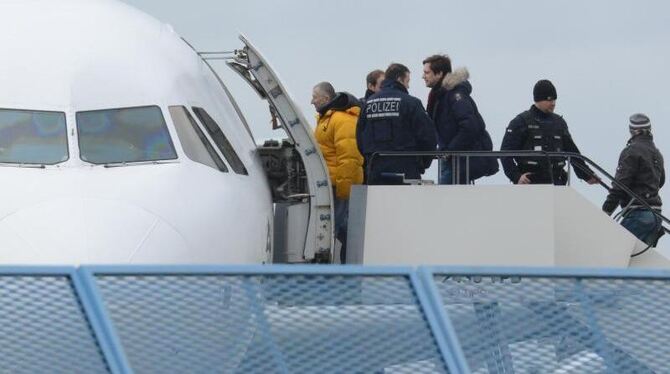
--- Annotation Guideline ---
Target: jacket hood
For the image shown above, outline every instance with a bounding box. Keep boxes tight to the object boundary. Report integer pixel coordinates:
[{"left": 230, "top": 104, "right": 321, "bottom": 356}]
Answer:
[
  {"left": 318, "top": 92, "right": 361, "bottom": 116},
  {"left": 442, "top": 67, "right": 471, "bottom": 91}
]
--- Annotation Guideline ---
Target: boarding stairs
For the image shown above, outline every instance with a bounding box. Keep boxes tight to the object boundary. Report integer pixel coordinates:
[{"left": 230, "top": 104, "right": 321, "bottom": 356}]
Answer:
[{"left": 347, "top": 151, "right": 670, "bottom": 269}]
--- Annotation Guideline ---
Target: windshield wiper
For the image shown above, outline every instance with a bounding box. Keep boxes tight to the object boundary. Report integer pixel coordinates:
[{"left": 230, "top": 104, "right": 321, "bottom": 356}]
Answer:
[
  {"left": 101, "top": 159, "right": 180, "bottom": 168},
  {"left": 0, "top": 162, "right": 46, "bottom": 169}
]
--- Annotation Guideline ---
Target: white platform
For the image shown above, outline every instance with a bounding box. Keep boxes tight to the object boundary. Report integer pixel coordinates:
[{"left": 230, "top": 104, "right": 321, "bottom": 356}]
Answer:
[{"left": 348, "top": 185, "right": 660, "bottom": 268}]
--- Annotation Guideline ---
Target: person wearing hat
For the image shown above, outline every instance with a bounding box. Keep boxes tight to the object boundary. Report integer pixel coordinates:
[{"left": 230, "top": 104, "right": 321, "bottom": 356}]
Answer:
[
  {"left": 500, "top": 79, "right": 599, "bottom": 185},
  {"left": 602, "top": 113, "right": 665, "bottom": 245}
]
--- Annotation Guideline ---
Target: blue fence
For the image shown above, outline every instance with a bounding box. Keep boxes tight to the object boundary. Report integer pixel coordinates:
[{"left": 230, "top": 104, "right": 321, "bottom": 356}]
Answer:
[{"left": 1, "top": 265, "right": 669, "bottom": 373}]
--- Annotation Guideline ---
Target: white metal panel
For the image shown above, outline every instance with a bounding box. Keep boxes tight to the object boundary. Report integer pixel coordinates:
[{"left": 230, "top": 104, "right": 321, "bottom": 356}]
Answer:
[
  {"left": 351, "top": 185, "right": 554, "bottom": 266},
  {"left": 629, "top": 249, "right": 670, "bottom": 268},
  {"left": 350, "top": 185, "right": 650, "bottom": 268},
  {"left": 553, "top": 187, "right": 636, "bottom": 266}
]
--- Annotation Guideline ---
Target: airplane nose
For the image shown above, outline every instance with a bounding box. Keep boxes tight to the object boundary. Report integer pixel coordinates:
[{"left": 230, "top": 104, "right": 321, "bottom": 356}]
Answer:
[{"left": 0, "top": 197, "right": 189, "bottom": 264}]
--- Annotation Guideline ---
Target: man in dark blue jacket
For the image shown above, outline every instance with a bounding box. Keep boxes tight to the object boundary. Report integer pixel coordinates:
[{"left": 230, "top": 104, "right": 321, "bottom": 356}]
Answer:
[
  {"left": 501, "top": 80, "right": 598, "bottom": 185},
  {"left": 356, "top": 63, "right": 437, "bottom": 184},
  {"left": 422, "top": 55, "right": 497, "bottom": 184}
]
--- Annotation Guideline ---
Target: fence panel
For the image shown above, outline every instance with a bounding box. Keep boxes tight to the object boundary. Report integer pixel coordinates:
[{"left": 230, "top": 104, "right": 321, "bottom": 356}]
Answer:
[
  {"left": 6, "top": 265, "right": 670, "bottom": 373},
  {"left": 0, "top": 268, "right": 113, "bottom": 374},
  {"left": 84, "top": 265, "right": 454, "bottom": 374},
  {"left": 423, "top": 267, "right": 670, "bottom": 373}
]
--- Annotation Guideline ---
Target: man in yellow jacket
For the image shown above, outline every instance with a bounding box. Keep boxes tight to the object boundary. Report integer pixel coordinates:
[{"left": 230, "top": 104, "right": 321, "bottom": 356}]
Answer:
[{"left": 311, "top": 82, "right": 364, "bottom": 263}]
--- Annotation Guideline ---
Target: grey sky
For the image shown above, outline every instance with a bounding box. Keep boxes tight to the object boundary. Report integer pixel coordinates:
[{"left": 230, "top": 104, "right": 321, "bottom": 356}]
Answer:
[{"left": 125, "top": 0, "right": 670, "bottom": 250}]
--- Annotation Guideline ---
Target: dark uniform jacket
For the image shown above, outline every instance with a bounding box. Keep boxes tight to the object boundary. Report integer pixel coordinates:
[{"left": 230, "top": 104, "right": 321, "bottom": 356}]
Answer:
[
  {"left": 356, "top": 79, "right": 437, "bottom": 184},
  {"left": 359, "top": 89, "right": 375, "bottom": 107},
  {"left": 501, "top": 105, "right": 594, "bottom": 185},
  {"left": 427, "top": 67, "right": 498, "bottom": 182},
  {"left": 603, "top": 133, "right": 665, "bottom": 213}
]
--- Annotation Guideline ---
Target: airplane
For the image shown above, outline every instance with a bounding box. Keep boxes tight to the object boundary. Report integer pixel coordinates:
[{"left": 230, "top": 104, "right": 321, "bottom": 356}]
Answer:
[
  {"left": 0, "top": 0, "right": 333, "bottom": 265},
  {"left": 1, "top": 0, "right": 667, "bottom": 270},
  {"left": 2, "top": 3, "right": 670, "bottom": 372}
]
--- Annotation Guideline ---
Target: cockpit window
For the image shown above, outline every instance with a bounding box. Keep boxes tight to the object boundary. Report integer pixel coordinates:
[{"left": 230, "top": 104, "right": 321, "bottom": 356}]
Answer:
[
  {"left": 0, "top": 108, "right": 68, "bottom": 165},
  {"left": 76, "top": 106, "right": 177, "bottom": 164},
  {"left": 192, "top": 107, "right": 248, "bottom": 175},
  {"left": 169, "top": 106, "right": 228, "bottom": 172}
]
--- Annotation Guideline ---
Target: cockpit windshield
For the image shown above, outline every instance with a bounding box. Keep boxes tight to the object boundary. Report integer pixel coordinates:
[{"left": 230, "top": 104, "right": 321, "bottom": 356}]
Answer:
[
  {"left": 0, "top": 108, "right": 68, "bottom": 165},
  {"left": 77, "top": 106, "right": 177, "bottom": 164}
]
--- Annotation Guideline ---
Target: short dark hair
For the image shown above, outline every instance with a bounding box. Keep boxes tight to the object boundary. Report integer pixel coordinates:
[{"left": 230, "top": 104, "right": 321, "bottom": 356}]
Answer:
[
  {"left": 384, "top": 63, "right": 410, "bottom": 82},
  {"left": 365, "top": 69, "right": 384, "bottom": 86},
  {"left": 422, "top": 55, "right": 452, "bottom": 75}
]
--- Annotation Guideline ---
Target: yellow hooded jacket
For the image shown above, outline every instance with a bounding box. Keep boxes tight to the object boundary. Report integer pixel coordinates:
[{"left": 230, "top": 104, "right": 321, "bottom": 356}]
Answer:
[{"left": 314, "top": 95, "right": 364, "bottom": 200}]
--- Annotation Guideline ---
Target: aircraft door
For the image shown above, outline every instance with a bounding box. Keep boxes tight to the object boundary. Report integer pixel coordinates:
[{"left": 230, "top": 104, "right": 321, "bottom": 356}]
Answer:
[{"left": 222, "top": 35, "right": 334, "bottom": 263}]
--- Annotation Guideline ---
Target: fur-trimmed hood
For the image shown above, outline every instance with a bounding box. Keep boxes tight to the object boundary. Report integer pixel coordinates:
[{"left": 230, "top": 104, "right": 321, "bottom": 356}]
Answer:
[{"left": 442, "top": 67, "right": 470, "bottom": 91}]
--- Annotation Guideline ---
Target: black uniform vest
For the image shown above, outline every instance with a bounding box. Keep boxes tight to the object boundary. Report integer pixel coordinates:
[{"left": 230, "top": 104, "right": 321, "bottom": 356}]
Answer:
[{"left": 518, "top": 110, "right": 567, "bottom": 171}]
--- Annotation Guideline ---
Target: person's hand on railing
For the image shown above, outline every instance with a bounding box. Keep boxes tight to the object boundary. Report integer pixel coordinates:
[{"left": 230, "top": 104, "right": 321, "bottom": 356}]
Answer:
[
  {"left": 586, "top": 176, "right": 601, "bottom": 185},
  {"left": 602, "top": 199, "right": 617, "bottom": 216},
  {"left": 518, "top": 172, "right": 532, "bottom": 184}
]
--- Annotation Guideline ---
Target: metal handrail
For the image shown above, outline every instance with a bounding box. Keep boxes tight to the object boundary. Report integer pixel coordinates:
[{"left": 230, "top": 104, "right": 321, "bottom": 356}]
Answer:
[{"left": 368, "top": 150, "right": 670, "bottom": 227}]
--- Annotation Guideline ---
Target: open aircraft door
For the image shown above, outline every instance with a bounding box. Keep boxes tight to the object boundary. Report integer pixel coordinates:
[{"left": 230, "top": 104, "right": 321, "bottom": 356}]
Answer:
[{"left": 221, "top": 35, "right": 333, "bottom": 263}]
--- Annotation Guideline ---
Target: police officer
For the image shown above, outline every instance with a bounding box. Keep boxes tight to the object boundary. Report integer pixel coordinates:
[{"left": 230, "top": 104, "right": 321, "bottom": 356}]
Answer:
[
  {"left": 356, "top": 63, "right": 437, "bottom": 184},
  {"left": 602, "top": 113, "right": 665, "bottom": 246},
  {"left": 360, "top": 69, "right": 384, "bottom": 104},
  {"left": 501, "top": 79, "right": 599, "bottom": 185}
]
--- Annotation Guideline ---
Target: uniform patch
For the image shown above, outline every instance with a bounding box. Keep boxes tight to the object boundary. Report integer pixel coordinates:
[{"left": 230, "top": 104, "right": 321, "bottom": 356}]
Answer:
[{"left": 365, "top": 97, "right": 401, "bottom": 119}]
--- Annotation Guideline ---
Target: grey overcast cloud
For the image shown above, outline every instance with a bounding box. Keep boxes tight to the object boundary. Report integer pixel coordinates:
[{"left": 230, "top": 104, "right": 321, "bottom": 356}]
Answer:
[{"left": 124, "top": 0, "right": 670, "bottom": 250}]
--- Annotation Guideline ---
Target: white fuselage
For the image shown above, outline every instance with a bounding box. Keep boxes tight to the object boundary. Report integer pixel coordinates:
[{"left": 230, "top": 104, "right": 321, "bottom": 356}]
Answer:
[{"left": 0, "top": 0, "right": 273, "bottom": 264}]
